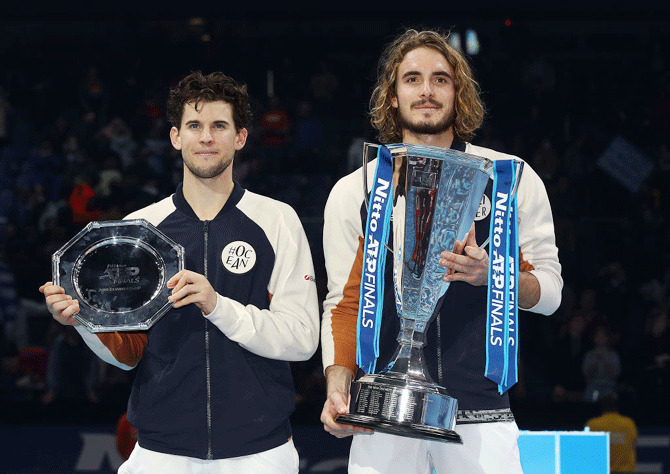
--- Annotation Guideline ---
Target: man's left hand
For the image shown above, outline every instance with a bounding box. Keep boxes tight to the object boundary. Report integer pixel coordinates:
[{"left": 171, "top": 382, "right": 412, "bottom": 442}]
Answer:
[
  {"left": 439, "top": 224, "right": 488, "bottom": 286},
  {"left": 167, "top": 270, "right": 218, "bottom": 315}
]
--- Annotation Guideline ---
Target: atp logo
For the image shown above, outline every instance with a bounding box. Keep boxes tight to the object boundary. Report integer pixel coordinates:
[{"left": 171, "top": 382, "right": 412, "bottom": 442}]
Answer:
[
  {"left": 99, "top": 264, "right": 140, "bottom": 284},
  {"left": 222, "top": 241, "right": 257, "bottom": 274}
]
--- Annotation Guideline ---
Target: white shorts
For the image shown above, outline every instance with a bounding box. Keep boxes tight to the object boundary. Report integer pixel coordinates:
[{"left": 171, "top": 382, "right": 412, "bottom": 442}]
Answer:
[
  {"left": 349, "top": 421, "right": 522, "bottom": 474},
  {"left": 118, "top": 439, "right": 299, "bottom": 474}
]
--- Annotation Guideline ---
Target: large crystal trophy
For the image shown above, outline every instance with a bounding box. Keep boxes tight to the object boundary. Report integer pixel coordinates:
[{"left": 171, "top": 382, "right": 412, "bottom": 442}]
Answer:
[
  {"left": 336, "top": 143, "right": 498, "bottom": 443},
  {"left": 52, "top": 219, "right": 184, "bottom": 332}
]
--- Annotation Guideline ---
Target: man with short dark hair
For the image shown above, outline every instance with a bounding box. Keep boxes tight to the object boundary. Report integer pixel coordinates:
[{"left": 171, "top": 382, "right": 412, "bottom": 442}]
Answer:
[{"left": 41, "top": 71, "right": 319, "bottom": 473}]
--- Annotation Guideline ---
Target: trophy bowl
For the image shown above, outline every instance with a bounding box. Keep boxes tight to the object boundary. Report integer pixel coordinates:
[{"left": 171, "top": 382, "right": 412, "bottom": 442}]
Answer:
[{"left": 52, "top": 219, "right": 184, "bottom": 332}]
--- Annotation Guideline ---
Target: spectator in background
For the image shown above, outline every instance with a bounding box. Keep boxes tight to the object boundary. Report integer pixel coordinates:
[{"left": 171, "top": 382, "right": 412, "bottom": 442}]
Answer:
[
  {"left": 10, "top": 346, "right": 49, "bottom": 391},
  {"left": 596, "top": 261, "right": 635, "bottom": 352},
  {"left": 12, "top": 182, "right": 46, "bottom": 229},
  {"left": 553, "top": 313, "right": 589, "bottom": 403},
  {"left": 650, "top": 75, "right": 670, "bottom": 136},
  {"left": 259, "top": 95, "right": 291, "bottom": 174},
  {"left": 0, "top": 85, "right": 9, "bottom": 148},
  {"left": 292, "top": 100, "right": 325, "bottom": 173},
  {"left": 98, "top": 117, "right": 138, "bottom": 170},
  {"left": 642, "top": 305, "right": 670, "bottom": 405},
  {"left": 60, "top": 139, "right": 101, "bottom": 199},
  {"left": 0, "top": 246, "right": 19, "bottom": 357},
  {"left": 61, "top": 135, "right": 83, "bottom": 166},
  {"left": 1, "top": 286, "right": 49, "bottom": 392},
  {"left": 43, "top": 114, "right": 72, "bottom": 158},
  {"left": 585, "top": 392, "right": 637, "bottom": 474},
  {"left": 521, "top": 45, "right": 556, "bottom": 101},
  {"left": 260, "top": 95, "right": 291, "bottom": 148},
  {"left": 645, "top": 306, "right": 670, "bottom": 367},
  {"left": 575, "top": 288, "right": 606, "bottom": 341},
  {"left": 5, "top": 215, "right": 47, "bottom": 301},
  {"left": 0, "top": 132, "right": 30, "bottom": 193},
  {"left": 529, "top": 135, "right": 560, "bottom": 182},
  {"left": 582, "top": 325, "right": 621, "bottom": 403},
  {"left": 68, "top": 174, "right": 103, "bottom": 227},
  {"left": 139, "top": 119, "right": 171, "bottom": 179},
  {"left": 272, "top": 56, "right": 300, "bottom": 105},
  {"left": 345, "top": 118, "right": 373, "bottom": 175},
  {"left": 95, "top": 155, "right": 123, "bottom": 201},
  {"left": 644, "top": 141, "right": 670, "bottom": 249},
  {"left": 41, "top": 325, "right": 99, "bottom": 406},
  {"left": 37, "top": 183, "right": 71, "bottom": 238},
  {"left": 232, "top": 151, "right": 261, "bottom": 189},
  {"left": 309, "top": 60, "right": 340, "bottom": 115},
  {"left": 79, "top": 66, "right": 110, "bottom": 131}
]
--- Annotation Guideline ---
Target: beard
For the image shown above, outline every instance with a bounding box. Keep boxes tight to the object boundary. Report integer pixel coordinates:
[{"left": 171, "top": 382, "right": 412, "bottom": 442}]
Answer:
[
  {"left": 397, "top": 99, "right": 456, "bottom": 136},
  {"left": 183, "top": 154, "right": 233, "bottom": 179}
]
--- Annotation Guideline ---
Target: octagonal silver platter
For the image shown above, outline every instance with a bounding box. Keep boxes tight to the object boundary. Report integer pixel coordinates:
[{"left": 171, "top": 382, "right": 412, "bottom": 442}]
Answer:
[{"left": 52, "top": 219, "right": 184, "bottom": 332}]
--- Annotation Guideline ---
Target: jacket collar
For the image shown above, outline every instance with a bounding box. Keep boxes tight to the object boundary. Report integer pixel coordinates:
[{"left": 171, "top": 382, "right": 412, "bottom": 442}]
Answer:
[
  {"left": 172, "top": 181, "right": 245, "bottom": 221},
  {"left": 451, "top": 139, "right": 466, "bottom": 152}
]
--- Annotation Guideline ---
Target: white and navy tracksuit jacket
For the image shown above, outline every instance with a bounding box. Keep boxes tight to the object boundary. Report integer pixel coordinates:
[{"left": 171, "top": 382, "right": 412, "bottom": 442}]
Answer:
[
  {"left": 76, "top": 182, "right": 319, "bottom": 459},
  {"left": 321, "top": 141, "right": 563, "bottom": 420}
]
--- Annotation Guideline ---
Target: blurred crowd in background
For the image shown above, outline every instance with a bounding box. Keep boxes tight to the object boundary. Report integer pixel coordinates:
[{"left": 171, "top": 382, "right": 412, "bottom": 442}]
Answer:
[{"left": 0, "top": 11, "right": 669, "bottom": 431}]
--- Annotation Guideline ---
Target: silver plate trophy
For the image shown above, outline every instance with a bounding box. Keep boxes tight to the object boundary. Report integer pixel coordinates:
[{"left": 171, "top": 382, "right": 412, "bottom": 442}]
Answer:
[
  {"left": 336, "top": 143, "right": 506, "bottom": 443},
  {"left": 52, "top": 219, "right": 185, "bottom": 332}
]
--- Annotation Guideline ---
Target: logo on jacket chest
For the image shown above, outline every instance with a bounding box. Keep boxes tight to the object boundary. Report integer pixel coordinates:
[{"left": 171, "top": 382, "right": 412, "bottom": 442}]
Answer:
[
  {"left": 221, "top": 241, "right": 257, "bottom": 274},
  {"left": 474, "top": 194, "right": 491, "bottom": 221}
]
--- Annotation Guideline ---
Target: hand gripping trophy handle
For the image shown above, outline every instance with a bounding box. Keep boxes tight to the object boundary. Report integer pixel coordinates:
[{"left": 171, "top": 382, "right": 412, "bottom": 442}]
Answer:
[{"left": 338, "top": 142, "right": 508, "bottom": 442}]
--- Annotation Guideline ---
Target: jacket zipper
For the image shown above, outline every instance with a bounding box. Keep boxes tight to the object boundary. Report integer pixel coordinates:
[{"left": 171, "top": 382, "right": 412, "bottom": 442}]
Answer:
[{"left": 204, "top": 220, "right": 213, "bottom": 460}]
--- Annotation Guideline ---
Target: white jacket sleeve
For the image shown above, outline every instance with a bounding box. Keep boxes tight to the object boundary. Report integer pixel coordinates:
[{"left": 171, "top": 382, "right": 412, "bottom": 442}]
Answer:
[
  {"left": 467, "top": 144, "right": 563, "bottom": 315},
  {"left": 204, "top": 197, "right": 320, "bottom": 362},
  {"left": 320, "top": 165, "right": 369, "bottom": 373},
  {"left": 516, "top": 162, "right": 563, "bottom": 315}
]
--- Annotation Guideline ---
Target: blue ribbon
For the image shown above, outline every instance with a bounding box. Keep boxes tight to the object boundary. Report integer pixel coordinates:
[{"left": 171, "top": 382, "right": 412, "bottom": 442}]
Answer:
[
  {"left": 506, "top": 189, "right": 519, "bottom": 391},
  {"left": 485, "top": 159, "right": 519, "bottom": 394},
  {"left": 356, "top": 146, "right": 394, "bottom": 374}
]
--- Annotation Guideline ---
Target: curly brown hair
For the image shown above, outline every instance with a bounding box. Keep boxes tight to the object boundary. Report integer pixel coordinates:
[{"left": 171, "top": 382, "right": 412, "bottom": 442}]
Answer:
[
  {"left": 370, "top": 29, "right": 485, "bottom": 144},
  {"left": 166, "top": 71, "right": 252, "bottom": 132}
]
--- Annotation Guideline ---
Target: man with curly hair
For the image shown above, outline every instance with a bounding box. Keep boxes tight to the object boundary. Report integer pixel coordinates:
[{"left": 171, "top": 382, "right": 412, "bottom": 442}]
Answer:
[
  {"left": 320, "top": 29, "right": 562, "bottom": 473},
  {"left": 41, "top": 71, "right": 319, "bottom": 473}
]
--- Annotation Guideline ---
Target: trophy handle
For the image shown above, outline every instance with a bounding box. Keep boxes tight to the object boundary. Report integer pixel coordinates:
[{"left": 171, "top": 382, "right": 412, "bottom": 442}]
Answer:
[
  {"left": 511, "top": 160, "right": 524, "bottom": 198},
  {"left": 362, "top": 142, "right": 379, "bottom": 211},
  {"left": 478, "top": 159, "right": 524, "bottom": 250},
  {"left": 362, "top": 143, "right": 407, "bottom": 255}
]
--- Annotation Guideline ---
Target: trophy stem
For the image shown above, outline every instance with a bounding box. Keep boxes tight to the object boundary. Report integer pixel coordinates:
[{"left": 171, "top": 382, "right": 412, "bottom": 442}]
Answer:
[{"left": 382, "top": 319, "right": 434, "bottom": 384}]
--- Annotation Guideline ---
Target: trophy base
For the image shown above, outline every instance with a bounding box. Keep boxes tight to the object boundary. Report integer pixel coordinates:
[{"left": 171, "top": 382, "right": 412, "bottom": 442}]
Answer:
[
  {"left": 336, "top": 413, "right": 462, "bottom": 443},
  {"left": 338, "top": 372, "right": 462, "bottom": 444}
]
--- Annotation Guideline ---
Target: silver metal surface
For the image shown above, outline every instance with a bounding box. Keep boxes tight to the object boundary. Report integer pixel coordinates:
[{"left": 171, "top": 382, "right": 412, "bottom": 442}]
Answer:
[
  {"left": 338, "top": 371, "right": 460, "bottom": 441},
  {"left": 52, "top": 219, "right": 184, "bottom": 332}
]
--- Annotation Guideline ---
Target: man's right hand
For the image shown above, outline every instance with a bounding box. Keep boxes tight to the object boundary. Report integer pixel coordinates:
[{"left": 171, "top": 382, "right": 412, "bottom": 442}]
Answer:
[
  {"left": 39, "top": 282, "right": 80, "bottom": 326},
  {"left": 320, "top": 365, "right": 373, "bottom": 438}
]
